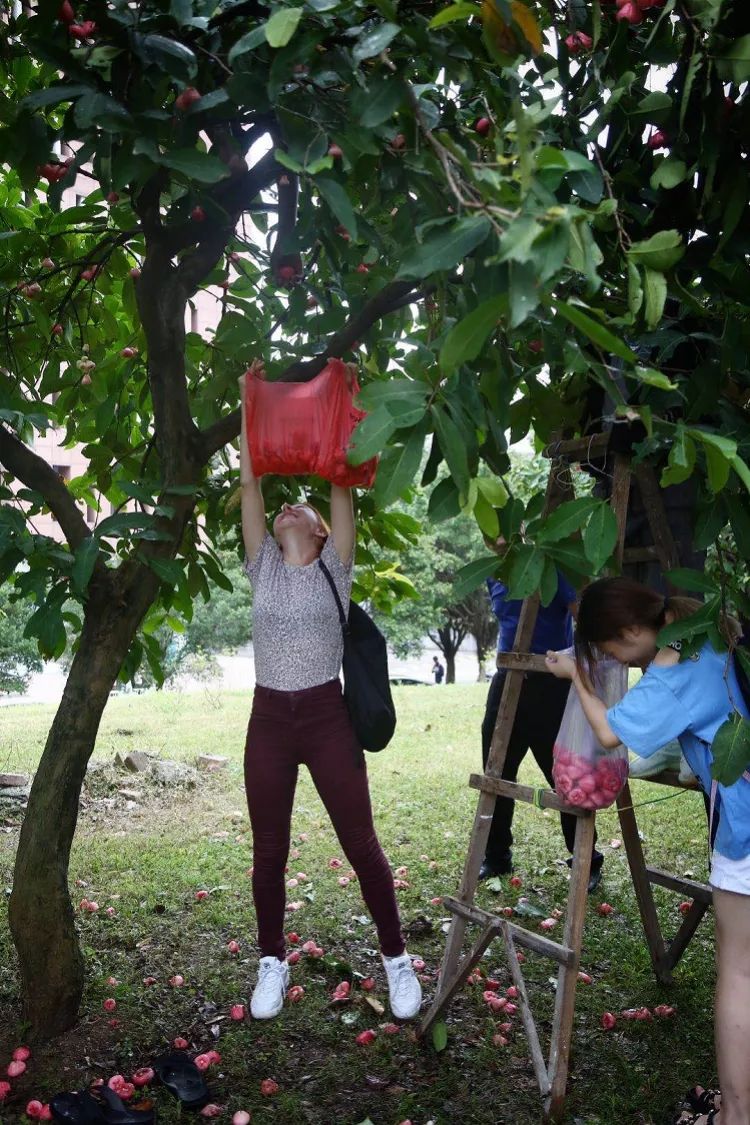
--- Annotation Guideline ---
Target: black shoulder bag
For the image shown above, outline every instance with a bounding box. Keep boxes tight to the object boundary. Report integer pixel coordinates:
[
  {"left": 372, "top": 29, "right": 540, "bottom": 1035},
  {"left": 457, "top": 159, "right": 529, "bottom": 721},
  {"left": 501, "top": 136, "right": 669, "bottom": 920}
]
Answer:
[{"left": 318, "top": 558, "right": 396, "bottom": 752}]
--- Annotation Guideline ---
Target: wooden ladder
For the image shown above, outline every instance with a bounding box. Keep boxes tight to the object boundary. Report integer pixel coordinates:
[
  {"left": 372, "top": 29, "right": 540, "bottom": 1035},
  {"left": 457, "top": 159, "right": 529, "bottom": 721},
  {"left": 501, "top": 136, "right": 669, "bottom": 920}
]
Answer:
[{"left": 419, "top": 433, "right": 713, "bottom": 1121}]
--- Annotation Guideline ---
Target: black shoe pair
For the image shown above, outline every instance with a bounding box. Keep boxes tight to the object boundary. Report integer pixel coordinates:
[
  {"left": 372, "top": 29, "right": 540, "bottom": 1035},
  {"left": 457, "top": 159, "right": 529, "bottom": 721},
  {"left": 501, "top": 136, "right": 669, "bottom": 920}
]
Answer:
[
  {"left": 566, "top": 853, "right": 605, "bottom": 895},
  {"left": 51, "top": 1051, "right": 211, "bottom": 1123}
]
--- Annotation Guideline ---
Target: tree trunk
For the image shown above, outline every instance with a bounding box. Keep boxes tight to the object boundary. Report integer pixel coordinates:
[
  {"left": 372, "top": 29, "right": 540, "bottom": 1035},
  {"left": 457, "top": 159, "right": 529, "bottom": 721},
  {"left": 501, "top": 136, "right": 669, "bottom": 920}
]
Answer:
[
  {"left": 8, "top": 578, "right": 156, "bottom": 1037},
  {"left": 445, "top": 650, "right": 456, "bottom": 684}
]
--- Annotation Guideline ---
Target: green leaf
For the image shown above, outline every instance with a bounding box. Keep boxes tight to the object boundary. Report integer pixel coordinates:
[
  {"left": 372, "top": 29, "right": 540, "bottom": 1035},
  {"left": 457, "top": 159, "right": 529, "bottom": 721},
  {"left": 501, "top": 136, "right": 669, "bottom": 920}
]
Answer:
[
  {"left": 145, "top": 557, "right": 184, "bottom": 586},
  {"left": 656, "top": 596, "right": 720, "bottom": 648},
  {"left": 453, "top": 554, "right": 500, "bottom": 600},
  {"left": 508, "top": 262, "right": 538, "bottom": 328},
  {"left": 348, "top": 405, "right": 396, "bottom": 465},
  {"left": 316, "top": 177, "right": 358, "bottom": 239},
  {"left": 358, "top": 78, "right": 406, "bottom": 127},
  {"left": 704, "top": 444, "right": 731, "bottom": 493},
  {"left": 650, "top": 158, "right": 688, "bottom": 191},
  {"left": 372, "top": 428, "right": 425, "bottom": 507},
  {"left": 664, "top": 568, "right": 718, "bottom": 595},
  {"left": 716, "top": 33, "right": 750, "bottom": 84},
  {"left": 227, "top": 26, "right": 267, "bottom": 65},
  {"left": 70, "top": 537, "right": 100, "bottom": 594},
  {"left": 548, "top": 298, "right": 638, "bottom": 364},
  {"left": 264, "top": 7, "right": 304, "bottom": 48},
  {"left": 634, "top": 365, "right": 677, "bottom": 391},
  {"left": 582, "top": 504, "right": 618, "bottom": 571},
  {"left": 643, "top": 268, "right": 667, "bottom": 330},
  {"left": 431, "top": 405, "right": 470, "bottom": 497},
  {"left": 439, "top": 298, "right": 504, "bottom": 372},
  {"left": 477, "top": 476, "right": 509, "bottom": 508},
  {"left": 132, "top": 33, "right": 198, "bottom": 80},
  {"left": 432, "top": 1020, "right": 449, "bottom": 1053},
  {"left": 352, "top": 21, "right": 401, "bottom": 62},
  {"left": 627, "top": 260, "right": 643, "bottom": 318},
  {"left": 20, "top": 84, "right": 92, "bottom": 110},
  {"left": 711, "top": 712, "right": 750, "bottom": 786},
  {"left": 397, "top": 218, "right": 492, "bottom": 280},
  {"left": 428, "top": 476, "right": 462, "bottom": 523},
  {"left": 159, "top": 149, "right": 230, "bottom": 183},
  {"left": 627, "top": 229, "right": 685, "bottom": 271},
  {"left": 507, "top": 545, "right": 544, "bottom": 600},
  {"left": 731, "top": 455, "right": 750, "bottom": 495},
  {"left": 537, "top": 497, "right": 598, "bottom": 543},
  {"left": 429, "top": 3, "right": 477, "bottom": 27},
  {"left": 94, "top": 513, "right": 161, "bottom": 540},
  {"left": 474, "top": 490, "right": 499, "bottom": 539},
  {"left": 540, "top": 555, "right": 561, "bottom": 607}
]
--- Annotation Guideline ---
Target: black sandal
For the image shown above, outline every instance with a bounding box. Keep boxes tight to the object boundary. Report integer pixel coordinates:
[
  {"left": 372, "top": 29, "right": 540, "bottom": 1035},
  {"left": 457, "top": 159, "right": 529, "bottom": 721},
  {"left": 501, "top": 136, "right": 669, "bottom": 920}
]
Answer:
[
  {"left": 50, "top": 1090, "right": 155, "bottom": 1125},
  {"left": 687, "top": 1088, "right": 721, "bottom": 1116},
  {"left": 152, "top": 1051, "right": 210, "bottom": 1111}
]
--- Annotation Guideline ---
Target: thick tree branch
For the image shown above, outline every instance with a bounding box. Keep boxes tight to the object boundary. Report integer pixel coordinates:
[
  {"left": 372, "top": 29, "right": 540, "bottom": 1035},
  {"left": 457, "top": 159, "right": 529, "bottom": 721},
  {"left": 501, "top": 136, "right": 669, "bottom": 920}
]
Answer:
[{"left": 0, "top": 425, "right": 91, "bottom": 550}]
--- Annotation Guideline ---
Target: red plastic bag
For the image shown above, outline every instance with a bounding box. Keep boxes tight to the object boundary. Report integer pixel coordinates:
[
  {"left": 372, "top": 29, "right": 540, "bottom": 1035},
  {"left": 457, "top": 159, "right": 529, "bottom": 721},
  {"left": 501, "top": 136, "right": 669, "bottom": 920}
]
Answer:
[
  {"left": 244, "top": 358, "right": 378, "bottom": 487},
  {"left": 552, "top": 653, "right": 629, "bottom": 810}
]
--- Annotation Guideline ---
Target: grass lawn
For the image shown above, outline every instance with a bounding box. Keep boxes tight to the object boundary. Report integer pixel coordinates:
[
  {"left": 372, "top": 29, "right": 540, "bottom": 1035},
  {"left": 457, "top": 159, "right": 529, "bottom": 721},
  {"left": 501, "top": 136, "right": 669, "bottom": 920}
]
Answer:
[{"left": 0, "top": 685, "right": 714, "bottom": 1124}]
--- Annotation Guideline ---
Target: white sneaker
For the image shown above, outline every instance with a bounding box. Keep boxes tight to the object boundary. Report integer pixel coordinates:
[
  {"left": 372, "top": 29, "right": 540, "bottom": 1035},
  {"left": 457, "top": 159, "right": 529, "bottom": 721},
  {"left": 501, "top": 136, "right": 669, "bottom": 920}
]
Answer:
[
  {"left": 250, "top": 956, "right": 289, "bottom": 1020},
  {"left": 382, "top": 952, "right": 422, "bottom": 1021}
]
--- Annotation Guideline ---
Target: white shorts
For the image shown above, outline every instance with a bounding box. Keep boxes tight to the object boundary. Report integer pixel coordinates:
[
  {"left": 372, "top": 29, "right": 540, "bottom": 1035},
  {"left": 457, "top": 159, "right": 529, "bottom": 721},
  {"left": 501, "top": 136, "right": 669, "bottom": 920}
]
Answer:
[{"left": 710, "top": 850, "right": 750, "bottom": 896}]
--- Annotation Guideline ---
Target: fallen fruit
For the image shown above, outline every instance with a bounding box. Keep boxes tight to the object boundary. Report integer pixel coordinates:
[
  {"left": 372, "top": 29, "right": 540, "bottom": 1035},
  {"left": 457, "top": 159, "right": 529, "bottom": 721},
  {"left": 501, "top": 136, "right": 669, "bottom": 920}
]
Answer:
[
  {"left": 169, "top": 974, "right": 185, "bottom": 987},
  {"left": 260, "top": 1079, "right": 279, "bottom": 1096},
  {"left": 199, "top": 1106, "right": 222, "bottom": 1118},
  {"left": 492, "top": 1033, "right": 508, "bottom": 1047},
  {"left": 8, "top": 1060, "right": 26, "bottom": 1078},
  {"left": 577, "top": 972, "right": 593, "bottom": 984},
  {"left": 600, "top": 1011, "right": 617, "bottom": 1030},
  {"left": 597, "top": 903, "right": 614, "bottom": 916},
  {"left": 143, "top": 977, "right": 157, "bottom": 987},
  {"left": 13, "top": 1047, "right": 31, "bottom": 1062},
  {"left": 227, "top": 940, "right": 241, "bottom": 954},
  {"left": 0, "top": 1081, "right": 11, "bottom": 1100},
  {"left": 287, "top": 951, "right": 301, "bottom": 965},
  {"left": 173, "top": 1037, "right": 189, "bottom": 1049},
  {"left": 506, "top": 986, "right": 518, "bottom": 999},
  {"left": 103, "top": 998, "right": 116, "bottom": 1012},
  {"left": 131, "top": 1068, "right": 154, "bottom": 1088},
  {"left": 287, "top": 985, "right": 305, "bottom": 1003},
  {"left": 654, "top": 1004, "right": 676, "bottom": 1018},
  {"left": 328, "top": 858, "right": 342, "bottom": 868},
  {"left": 540, "top": 918, "right": 557, "bottom": 931},
  {"left": 509, "top": 876, "right": 522, "bottom": 888},
  {"left": 194, "top": 1055, "right": 212, "bottom": 1072},
  {"left": 360, "top": 978, "right": 375, "bottom": 992},
  {"left": 381, "top": 1022, "right": 400, "bottom": 1034},
  {"left": 356, "top": 1029, "right": 376, "bottom": 1045},
  {"left": 230, "top": 1003, "right": 246, "bottom": 1021},
  {"left": 232, "top": 1113, "right": 251, "bottom": 1125},
  {"left": 678, "top": 901, "right": 692, "bottom": 915}
]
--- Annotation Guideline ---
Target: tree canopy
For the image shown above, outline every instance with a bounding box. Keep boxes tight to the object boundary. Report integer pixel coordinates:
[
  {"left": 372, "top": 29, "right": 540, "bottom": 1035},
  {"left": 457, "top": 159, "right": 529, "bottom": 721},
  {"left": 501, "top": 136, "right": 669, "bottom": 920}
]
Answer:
[{"left": 1, "top": 0, "right": 750, "bottom": 1036}]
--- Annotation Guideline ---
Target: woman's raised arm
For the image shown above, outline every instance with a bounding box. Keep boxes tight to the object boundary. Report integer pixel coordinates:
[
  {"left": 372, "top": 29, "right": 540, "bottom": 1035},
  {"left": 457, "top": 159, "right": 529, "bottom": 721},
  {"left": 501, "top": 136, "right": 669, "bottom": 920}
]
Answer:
[
  {"left": 330, "top": 484, "right": 355, "bottom": 566},
  {"left": 238, "top": 363, "right": 267, "bottom": 563}
]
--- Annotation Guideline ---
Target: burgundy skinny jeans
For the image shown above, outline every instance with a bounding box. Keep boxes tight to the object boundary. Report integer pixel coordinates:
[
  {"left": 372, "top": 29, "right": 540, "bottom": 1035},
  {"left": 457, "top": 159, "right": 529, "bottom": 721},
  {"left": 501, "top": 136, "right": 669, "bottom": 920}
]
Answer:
[{"left": 244, "top": 678, "right": 405, "bottom": 961}]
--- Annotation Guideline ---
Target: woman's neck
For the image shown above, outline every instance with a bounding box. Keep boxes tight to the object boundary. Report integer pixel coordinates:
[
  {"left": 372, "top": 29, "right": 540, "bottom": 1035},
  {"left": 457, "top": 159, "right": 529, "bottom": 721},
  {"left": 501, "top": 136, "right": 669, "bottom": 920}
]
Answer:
[{"left": 279, "top": 537, "right": 321, "bottom": 567}]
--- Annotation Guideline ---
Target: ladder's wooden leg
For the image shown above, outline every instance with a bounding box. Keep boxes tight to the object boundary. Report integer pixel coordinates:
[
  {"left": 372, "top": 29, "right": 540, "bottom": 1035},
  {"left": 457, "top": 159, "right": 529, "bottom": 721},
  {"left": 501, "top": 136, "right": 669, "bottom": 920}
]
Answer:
[
  {"left": 502, "top": 924, "right": 549, "bottom": 1096},
  {"left": 661, "top": 900, "right": 710, "bottom": 974},
  {"left": 545, "top": 811, "right": 595, "bottom": 1122},
  {"left": 419, "top": 919, "right": 500, "bottom": 1037},
  {"left": 616, "top": 783, "right": 672, "bottom": 984}
]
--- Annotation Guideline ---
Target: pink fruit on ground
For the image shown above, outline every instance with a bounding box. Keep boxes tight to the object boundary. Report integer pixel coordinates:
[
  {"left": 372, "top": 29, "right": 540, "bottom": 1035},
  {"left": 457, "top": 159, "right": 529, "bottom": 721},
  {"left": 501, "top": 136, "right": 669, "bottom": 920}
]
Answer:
[
  {"left": 506, "top": 986, "right": 518, "bottom": 999},
  {"left": 360, "top": 978, "right": 375, "bottom": 991},
  {"left": 338, "top": 876, "right": 350, "bottom": 887},
  {"left": 601, "top": 1011, "right": 617, "bottom": 1030},
  {"left": 328, "top": 858, "right": 342, "bottom": 868},
  {"left": 195, "top": 890, "right": 209, "bottom": 901},
  {"left": 487, "top": 996, "right": 507, "bottom": 1013},
  {"left": 412, "top": 958, "right": 426, "bottom": 971},
  {"left": 356, "top": 1029, "right": 376, "bottom": 1045},
  {"left": 540, "top": 918, "right": 557, "bottom": 931},
  {"left": 103, "top": 998, "right": 116, "bottom": 1012},
  {"left": 502, "top": 906, "right": 513, "bottom": 917},
  {"left": 509, "top": 876, "right": 522, "bottom": 888},
  {"left": 8, "top": 1060, "right": 26, "bottom": 1077},
  {"left": 578, "top": 972, "right": 593, "bottom": 984},
  {"left": 635, "top": 1007, "right": 653, "bottom": 1020},
  {"left": 678, "top": 901, "right": 692, "bottom": 915},
  {"left": 173, "top": 1037, "right": 189, "bottom": 1049},
  {"left": 13, "top": 1047, "right": 31, "bottom": 1062},
  {"left": 131, "top": 1068, "right": 154, "bottom": 1088},
  {"left": 205, "top": 1051, "right": 221, "bottom": 1065},
  {"left": 492, "top": 1033, "right": 508, "bottom": 1047},
  {"left": 142, "top": 977, "right": 157, "bottom": 987},
  {"left": 484, "top": 979, "right": 499, "bottom": 992},
  {"left": 232, "top": 1113, "right": 251, "bottom": 1125},
  {"left": 227, "top": 940, "right": 240, "bottom": 954},
  {"left": 230, "top": 1003, "right": 246, "bottom": 1021},
  {"left": 170, "top": 975, "right": 185, "bottom": 987},
  {"left": 260, "top": 1079, "right": 279, "bottom": 1096},
  {"left": 287, "top": 951, "right": 301, "bottom": 965},
  {"left": 301, "top": 940, "right": 317, "bottom": 953},
  {"left": 504, "top": 1002, "right": 518, "bottom": 1016},
  {"left": 483, "top": 989, "right": 503, "bottom": 1004},
  {"left": 199, "top": 1106, "right": 222, "bottom": 1118},
  {"left": 287, "top": 985, "right": 305, "bottom": 1003},
  {"left": 26, "top": 1102, "right": 45, "bottom": 1119},
  {"left": 430, "top": 896, "right": 443, "bottom": 905},
  {"left": 597, "top": 903, "right": 614, "bottom": 916},
  {"left": 654, "top": 1004, "right": 676, "bottom": 1018},
  {"left": 194, "top": 1055, "right": 212, "bottom": 1072},
  {"left": 39, "top": 1109, "right": 52, "bottom": 1122},
  {"left": 0, "top": 1081, "right": 11, "bottom": 1100},
  {"left": 287, "top": 932, "right": 300, "bottom": 944},
  {"left": 381, "top": 1022, "right": 400, "bottom": 1034}
]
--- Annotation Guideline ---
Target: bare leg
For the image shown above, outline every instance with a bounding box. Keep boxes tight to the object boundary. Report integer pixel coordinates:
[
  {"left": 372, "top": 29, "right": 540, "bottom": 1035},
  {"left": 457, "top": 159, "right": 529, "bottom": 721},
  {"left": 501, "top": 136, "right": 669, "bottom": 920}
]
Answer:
[{"left": 711, "top": 888, "right": 750, "bottom": 1125}]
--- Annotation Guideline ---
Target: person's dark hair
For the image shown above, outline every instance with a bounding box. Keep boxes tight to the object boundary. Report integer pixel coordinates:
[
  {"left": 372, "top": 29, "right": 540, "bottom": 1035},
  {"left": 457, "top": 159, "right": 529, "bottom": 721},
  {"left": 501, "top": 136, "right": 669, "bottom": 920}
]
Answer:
[{"left": 575, "top": 577, "right": 703, "bottom": 672}]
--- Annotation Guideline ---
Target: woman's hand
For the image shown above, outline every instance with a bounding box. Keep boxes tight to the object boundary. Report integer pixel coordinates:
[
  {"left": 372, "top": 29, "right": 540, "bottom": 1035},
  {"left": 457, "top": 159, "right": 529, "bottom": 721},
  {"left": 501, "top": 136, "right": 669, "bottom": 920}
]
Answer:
[
  {"left": 545, "top": 650, "right": 577, "bottom": 680},
  {"left": 239, "top": 358, "right": 266, "bottom": 398}
]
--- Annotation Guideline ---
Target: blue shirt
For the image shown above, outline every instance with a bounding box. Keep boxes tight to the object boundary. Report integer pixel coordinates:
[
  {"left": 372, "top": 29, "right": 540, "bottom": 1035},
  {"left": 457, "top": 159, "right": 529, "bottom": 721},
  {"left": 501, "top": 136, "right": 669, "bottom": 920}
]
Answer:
[
  {"left": 487, "top": 573, "right": 575, "bottom": 655},
  {"left": 607, "top": 643, "right": 750, "bottom": 861}
]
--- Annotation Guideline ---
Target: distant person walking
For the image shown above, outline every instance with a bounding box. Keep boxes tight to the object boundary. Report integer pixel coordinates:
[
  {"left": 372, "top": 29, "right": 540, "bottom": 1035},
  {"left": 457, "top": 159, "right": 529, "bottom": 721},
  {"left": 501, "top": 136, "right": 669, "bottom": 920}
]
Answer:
[
  {"left": 432, "top": 656, "right": 445, "bottom": 684},
  {"left": 480, "top": 567, "right": 604, "bottom": 892}
]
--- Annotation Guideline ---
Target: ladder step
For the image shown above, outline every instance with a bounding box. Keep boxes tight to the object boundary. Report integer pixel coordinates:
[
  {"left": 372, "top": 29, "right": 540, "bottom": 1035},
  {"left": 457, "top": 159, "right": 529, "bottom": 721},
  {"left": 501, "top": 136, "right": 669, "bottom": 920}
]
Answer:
[
  {"left": 444, "top": 896, "right": 576, "bottom": 966},
  {"left": 644, "top": 866, "right": 713, "bottom": 905},
  {"left": 495, "top": 652, "right": 549, "bottom": 673},
  {"left": 543, "top": 432, "right": 609, "bottom": 461},
  {"left": 469, "top": 773, "right": 591, "bottom": 817}
]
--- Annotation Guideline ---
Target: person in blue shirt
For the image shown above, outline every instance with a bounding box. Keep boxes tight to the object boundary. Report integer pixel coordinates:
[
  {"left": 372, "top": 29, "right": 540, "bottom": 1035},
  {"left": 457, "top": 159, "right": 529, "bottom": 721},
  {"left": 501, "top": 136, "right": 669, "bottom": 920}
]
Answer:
[
  {"left": 480, "top": 570, "right": 604, "bottom": 892},
  {"left": 545, "top": 576, "right": 750, "bottom": 1125}
]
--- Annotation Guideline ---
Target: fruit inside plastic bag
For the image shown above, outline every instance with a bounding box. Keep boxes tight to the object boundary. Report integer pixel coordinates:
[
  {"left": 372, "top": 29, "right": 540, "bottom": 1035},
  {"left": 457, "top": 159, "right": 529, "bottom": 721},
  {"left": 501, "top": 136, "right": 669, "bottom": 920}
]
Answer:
[
  {"left": 244, "top": 357, "right": 378, "bottom": 487},
  {"left": 552, "top": 653, "right": 629, "bottom": 810}
]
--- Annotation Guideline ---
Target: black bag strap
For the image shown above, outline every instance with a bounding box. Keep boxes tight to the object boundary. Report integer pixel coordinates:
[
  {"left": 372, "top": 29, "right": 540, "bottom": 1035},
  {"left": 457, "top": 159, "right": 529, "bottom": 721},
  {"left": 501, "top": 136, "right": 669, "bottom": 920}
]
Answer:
[{"left": 318, "top": 557, "right": 349, "bottom": 633}]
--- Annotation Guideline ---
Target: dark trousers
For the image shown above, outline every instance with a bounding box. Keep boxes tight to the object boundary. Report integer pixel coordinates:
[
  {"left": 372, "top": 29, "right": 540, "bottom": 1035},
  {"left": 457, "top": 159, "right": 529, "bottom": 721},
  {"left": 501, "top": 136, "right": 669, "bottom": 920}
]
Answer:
[
  {"left": 481, "top": 670, "right": 601, "bottom": 867},
  {"left": 244, "top": 678, "right": 405, "bottom": 960}
]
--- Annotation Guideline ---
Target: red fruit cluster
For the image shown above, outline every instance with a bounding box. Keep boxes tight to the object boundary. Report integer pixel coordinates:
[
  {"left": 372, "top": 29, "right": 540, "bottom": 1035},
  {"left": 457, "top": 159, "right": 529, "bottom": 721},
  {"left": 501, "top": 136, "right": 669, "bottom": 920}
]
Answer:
[
  {"left": 614, "top": 0, "right": 665, "bottom": 25},
  {"left": 647, "top": 130, "right": 668, "bottom": 150},
  {"left": 69, "top": 19, "right": 96, "bottom": 39},
  {"left": 474, "top": 117, "right": 491, "bottom": 136},
  {"left": 37, "top": 161, "right": 71, "bottom": 183},
  {"left": 565, "top": 31, "right": 593, "bottom": 54},
  {"left": 553, "top": 746, "right": 628, "bottom": 810}
]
